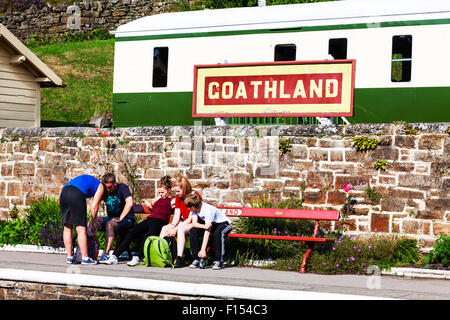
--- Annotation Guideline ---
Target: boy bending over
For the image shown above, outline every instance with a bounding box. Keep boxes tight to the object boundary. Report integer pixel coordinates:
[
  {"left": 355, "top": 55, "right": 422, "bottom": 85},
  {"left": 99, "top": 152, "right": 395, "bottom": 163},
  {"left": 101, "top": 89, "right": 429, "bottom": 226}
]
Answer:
[{"left": 184, "top": 194, "right": 232, "bottom": 270}]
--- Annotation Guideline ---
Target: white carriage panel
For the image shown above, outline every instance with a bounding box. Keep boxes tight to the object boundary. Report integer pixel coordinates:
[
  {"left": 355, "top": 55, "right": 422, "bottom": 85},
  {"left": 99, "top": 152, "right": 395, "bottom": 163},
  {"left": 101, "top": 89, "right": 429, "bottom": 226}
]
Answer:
[
  {"left": 114, "top": 21, "right": 450, "bottom": 93},
  {"left": 164, "top": 34, "right": 277, "bottom": 92},
  {"left": 349, "top": 24, "right": 450, "bottom": 88},
  {"left": 113, "top": 40, "right": 153, "bottom": 93},
  {"left": 409, "top": 24, "right": 450, "bottom": 87},
  {"left": 345, "top": 28, "right": 392, "bottom": 89}
]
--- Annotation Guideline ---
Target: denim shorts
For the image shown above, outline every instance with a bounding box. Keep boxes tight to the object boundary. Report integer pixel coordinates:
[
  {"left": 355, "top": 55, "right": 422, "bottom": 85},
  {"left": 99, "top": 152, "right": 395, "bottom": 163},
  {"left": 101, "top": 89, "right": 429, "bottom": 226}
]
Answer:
[{"left": 100, "top": 216, "right": 134, "bottom": 233}]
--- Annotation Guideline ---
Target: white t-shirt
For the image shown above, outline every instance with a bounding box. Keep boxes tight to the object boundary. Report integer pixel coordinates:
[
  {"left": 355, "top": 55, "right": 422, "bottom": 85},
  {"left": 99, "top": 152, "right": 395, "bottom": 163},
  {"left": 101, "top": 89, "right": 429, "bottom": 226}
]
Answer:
[{"left": 192, "top": 202, "right": 231, "bottom": 225}]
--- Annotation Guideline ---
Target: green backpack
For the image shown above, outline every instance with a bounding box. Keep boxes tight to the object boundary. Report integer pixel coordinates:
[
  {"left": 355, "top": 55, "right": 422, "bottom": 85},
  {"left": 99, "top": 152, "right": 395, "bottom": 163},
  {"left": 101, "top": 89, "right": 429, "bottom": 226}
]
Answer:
[{"left": 143, "top": 236, "right": 173, "bottom": 268}]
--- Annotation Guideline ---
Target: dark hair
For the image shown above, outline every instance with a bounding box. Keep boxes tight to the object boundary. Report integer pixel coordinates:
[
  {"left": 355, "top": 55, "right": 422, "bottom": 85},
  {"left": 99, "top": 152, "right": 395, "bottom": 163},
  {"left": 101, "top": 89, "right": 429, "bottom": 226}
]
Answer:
[
  {"left": 158, "top": 175, "right": 172, "bottom": 190},
  {"left": 100, "top": 183, "right": 109, "bottom": 201},
  {"left": 102, "top": 173, "right": 116, "bottom": 184},
  {"left": 184, "top": 194, "right": 202, "bottom": 209}
]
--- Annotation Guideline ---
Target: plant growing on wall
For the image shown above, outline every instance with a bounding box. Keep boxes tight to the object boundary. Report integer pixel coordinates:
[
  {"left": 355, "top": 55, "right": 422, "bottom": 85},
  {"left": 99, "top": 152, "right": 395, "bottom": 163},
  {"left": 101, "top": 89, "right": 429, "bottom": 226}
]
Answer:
[
  {"left": 364, "top": 187, "right": 381, "bottom": 204},
  {"left": 374, "top": 160, "right": 387, "bottom": 171},
  {"left": 352, "top": 136, "right": 380, "bottom": 152},
  {"left": 402, "top": 123, "right": 419, "bottom": 135},
  {"left": 95, "top": 133, "right": 142, "bottom": 203},
  {"left": 113, "top": 148, "right": 142, "bottom": 203},
  {"left": 341, "top": 184, "right": 356, "bottom": 219},
  {"left": 279, "top": 138, "right": 292, "bottom": 156}
]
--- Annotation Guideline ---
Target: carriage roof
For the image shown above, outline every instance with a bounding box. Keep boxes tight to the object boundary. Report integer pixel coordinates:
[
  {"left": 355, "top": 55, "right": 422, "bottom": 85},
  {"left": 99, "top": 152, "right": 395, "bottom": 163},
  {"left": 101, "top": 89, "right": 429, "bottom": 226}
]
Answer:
[{"left": 113, "top": 0, "right": 450, "bottom": 37}]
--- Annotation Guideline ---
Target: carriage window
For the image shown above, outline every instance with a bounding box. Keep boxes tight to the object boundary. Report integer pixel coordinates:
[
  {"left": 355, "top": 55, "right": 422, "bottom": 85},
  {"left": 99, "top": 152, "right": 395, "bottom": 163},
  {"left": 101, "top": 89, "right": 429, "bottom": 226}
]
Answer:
[
  {"left": 274, "top": 44, "right": 296, "bottom": 61},
  {"left": 391, "top": 35, "right": 412, "bottom": 82},
  {"left": 328, "top": 38, "right": 347, "bottom": 59},
  {"left": 153, "top": 47, "right": 168, "bottom": 87}
]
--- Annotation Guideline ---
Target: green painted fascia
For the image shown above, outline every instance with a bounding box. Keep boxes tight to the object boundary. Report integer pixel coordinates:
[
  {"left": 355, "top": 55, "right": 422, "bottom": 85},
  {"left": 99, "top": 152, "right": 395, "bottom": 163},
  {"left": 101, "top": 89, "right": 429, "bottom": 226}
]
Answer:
[
  {"left": 113, "top": 87, "right": 450, "bottom": 126},
  {"left": 115, "top": 18, "right": 450, "bottom": 42},
  {"left": 352, "top": 86, "right": 450, "bottom": 124},
  {"left": 113, "top": 91, "right": 214, "bottom": 127}
]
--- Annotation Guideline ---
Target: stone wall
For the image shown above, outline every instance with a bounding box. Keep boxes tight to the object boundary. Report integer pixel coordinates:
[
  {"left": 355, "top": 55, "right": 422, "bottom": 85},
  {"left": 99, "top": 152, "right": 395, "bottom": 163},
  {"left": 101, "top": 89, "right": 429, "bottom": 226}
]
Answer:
[
  {"left": 0, "top": 122, "right": 448, "bottom": 249},
  {"left": 0, "top": 0, "right": 172, "bottom": 41},
  {"left": 0, "top": 279, "right": 207, "bottom": 299}
]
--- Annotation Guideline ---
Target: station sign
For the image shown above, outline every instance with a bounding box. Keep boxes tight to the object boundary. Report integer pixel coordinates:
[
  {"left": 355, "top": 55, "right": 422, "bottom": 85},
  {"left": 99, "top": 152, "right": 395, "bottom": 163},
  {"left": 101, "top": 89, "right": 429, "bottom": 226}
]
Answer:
[
  {"left": 193, "top": 60, "right": 355, "bottom": 118},
  {"left": 219, "top": 208, "right": 243, "bottom": 216}
]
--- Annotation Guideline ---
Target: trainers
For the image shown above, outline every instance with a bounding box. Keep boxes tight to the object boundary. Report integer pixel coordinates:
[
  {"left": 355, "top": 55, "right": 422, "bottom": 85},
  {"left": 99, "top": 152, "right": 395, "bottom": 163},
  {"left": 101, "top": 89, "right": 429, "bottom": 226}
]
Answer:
[
  {"left": 212, "top": 261, "right": 223, "bottom": 270},
  {"left": 173, "top": 256, "right": 184, "bottom": 268},
  {"left": 199, "top": 258, "right": 206, "bottom": 269},
  {"left": 105, "top": 255, "right": 118, "bottom": 265},
  {"left": 119, "top": 251, "right": 129, "bottom": 260},
  {"left": 189, "top": 259, "right": 200, "bottom": 268},
  {"left": 98, "top": 253, "right": 109, "bottom": 264},
  {"left": 127, "top": 256, "right": 140, "bottom": 266},
  {"left": 66, "top": 256, "right": 74, "bottom": 264},
  {"left": 81, "top": 257, "right": 97, "bottom": 265}
]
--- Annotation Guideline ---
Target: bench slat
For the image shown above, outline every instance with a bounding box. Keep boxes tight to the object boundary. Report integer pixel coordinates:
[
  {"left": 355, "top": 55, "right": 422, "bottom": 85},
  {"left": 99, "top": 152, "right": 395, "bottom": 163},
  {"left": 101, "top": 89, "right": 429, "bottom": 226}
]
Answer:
[
  {"left": 228, "top": 233, "right": 335, "bottom": 243},
  {"left": 219, "top": 206, "right": 340, "bottom": 221}
]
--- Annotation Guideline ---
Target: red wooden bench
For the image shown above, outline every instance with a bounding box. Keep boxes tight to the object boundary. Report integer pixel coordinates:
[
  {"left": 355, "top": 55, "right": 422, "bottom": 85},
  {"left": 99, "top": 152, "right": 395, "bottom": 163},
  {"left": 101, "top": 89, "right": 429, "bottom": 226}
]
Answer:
[{"left": 218, "top": 206, "right": 340, "bottom": 273}]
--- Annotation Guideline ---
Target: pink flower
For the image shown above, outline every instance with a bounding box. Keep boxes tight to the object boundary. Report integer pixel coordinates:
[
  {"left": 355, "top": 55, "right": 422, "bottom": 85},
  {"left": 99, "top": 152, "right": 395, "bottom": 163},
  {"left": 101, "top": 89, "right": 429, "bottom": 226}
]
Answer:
[{"left": 342, "top": 183, "right": 353, "bottom": 193}]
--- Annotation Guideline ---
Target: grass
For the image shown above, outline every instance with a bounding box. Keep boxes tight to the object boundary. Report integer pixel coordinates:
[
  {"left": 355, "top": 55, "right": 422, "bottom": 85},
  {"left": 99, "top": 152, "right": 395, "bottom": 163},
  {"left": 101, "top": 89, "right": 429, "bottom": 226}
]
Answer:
[{"left": 31, "top": 39, "right": 114, "bottom": 126}]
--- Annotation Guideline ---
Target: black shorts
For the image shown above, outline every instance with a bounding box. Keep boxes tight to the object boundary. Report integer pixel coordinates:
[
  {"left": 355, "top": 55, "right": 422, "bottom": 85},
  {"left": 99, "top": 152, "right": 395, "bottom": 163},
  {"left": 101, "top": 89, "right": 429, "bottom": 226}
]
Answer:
[{"left": 60, "top": 185, "right": 87, "bottom": 227}]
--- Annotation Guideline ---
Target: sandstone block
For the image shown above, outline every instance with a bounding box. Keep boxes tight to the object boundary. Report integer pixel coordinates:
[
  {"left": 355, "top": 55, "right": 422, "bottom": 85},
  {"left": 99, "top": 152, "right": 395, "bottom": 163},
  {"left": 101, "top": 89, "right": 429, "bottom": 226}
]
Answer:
[{"left": 370, "top": 213, "right": 390, "bottom": 232}]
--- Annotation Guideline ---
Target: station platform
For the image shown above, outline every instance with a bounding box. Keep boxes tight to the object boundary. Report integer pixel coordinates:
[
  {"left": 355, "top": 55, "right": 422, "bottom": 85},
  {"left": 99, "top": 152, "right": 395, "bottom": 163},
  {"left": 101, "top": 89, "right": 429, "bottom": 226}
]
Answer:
[{"left": 0, "top": 250, "right": 449, "bottom": 301}]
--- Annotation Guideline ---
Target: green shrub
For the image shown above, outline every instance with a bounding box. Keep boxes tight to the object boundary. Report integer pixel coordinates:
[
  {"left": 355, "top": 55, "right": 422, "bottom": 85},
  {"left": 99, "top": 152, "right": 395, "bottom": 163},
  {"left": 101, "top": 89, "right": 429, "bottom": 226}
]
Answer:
[
  {"left": 394, "top": 238, "right": 419, "bottom": 265},
  {"left": 0, "top": 218, "right": 28, "bottom": 246},
  {"left": 0, "top": 196, "right": 64, "bottom": 248},
  {"left": 24, "top": 196, "right": 63, "bottom": 247},
  {"left": 425, "top": 236, "right": 450, "bottom": 267},
  {"left": 26, "top": 29, "right": 114, "bottom": 48}
]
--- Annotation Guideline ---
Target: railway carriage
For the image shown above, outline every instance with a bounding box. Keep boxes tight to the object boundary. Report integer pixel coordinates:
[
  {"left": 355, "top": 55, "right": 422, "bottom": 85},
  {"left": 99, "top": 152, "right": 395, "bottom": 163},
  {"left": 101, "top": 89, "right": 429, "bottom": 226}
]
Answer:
[{"left": 112, "top": 0, "right": 450, "bottom": 127}]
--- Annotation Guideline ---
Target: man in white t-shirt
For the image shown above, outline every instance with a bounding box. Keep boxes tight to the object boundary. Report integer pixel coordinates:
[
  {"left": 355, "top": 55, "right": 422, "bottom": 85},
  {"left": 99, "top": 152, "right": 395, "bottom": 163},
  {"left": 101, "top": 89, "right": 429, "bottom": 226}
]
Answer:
[{"left": 184, "top": 194, "right": 232, "bottom": 270}]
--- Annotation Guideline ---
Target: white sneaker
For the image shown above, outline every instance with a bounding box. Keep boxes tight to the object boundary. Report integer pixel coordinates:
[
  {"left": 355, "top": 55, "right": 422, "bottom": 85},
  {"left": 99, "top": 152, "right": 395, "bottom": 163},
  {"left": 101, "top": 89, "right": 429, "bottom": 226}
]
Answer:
[
  {"left": 212, "top": 261, "right": 223, "bottom": 270},
  {"left": 98, "top": 253, "right": 109, "bottom": 264},
  {"left": 105, "top": 255, "right": 118, "bottom": 265},
  {"left": 127, "top": 256, "right": 140, "bottom": 266},
  {"left": 81, "top": 257, "right": 97, "bottom": 265}
]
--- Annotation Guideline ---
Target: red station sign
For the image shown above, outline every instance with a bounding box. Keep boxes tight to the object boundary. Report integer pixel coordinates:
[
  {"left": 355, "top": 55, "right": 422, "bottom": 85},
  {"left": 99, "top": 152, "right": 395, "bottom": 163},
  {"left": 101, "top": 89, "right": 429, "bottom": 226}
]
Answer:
[{"left": 193, "top": 60, "right": 355, "bottom": 118}]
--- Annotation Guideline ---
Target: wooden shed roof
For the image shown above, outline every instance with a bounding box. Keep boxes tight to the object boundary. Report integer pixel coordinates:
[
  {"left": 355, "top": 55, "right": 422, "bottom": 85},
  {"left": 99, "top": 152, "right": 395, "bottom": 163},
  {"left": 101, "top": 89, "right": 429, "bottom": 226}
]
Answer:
[{"left": 0, "top": 24, "right": 63, "bottom": 87}]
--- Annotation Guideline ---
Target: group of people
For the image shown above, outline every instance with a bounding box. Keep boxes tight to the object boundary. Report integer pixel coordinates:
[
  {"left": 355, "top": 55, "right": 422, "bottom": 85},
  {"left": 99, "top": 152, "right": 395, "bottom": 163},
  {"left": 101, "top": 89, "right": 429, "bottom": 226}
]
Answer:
[{"left": 59, "top": 173, "right": 232, "bottom": 270}]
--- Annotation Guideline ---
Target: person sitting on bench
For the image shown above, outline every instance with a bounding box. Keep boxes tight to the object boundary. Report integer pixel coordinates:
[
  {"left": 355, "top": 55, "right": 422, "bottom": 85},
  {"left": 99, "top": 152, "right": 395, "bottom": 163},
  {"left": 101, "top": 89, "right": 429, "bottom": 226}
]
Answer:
[
  {"left": 102, "top": 176, "right": 174, "bottom": 266},
  {"left": 184, "top": 194, "right": 232, "bottom": 270}
]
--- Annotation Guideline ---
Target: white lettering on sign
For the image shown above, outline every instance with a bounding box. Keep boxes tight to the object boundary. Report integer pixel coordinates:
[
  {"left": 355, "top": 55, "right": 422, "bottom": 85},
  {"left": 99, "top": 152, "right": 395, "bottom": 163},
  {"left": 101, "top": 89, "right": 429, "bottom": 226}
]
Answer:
[
  {"left": 205, "top": 76, "right": 342, "bottom": 103},
  {"left": 220, "top": 208, "right": 242, "bottom": 216}
]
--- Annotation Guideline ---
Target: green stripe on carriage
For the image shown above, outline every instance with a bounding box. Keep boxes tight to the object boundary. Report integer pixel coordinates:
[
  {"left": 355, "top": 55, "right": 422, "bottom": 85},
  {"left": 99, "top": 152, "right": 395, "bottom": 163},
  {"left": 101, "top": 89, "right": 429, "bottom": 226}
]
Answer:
[
  {"left": 112, "top": 87, "right": 450, "bottom": 127},
  {"left": 113, "top": 91, "right": 214, "bottom": 127},
  {"left": 114, "top": 18, "right": 450, "bottom": 41},
  {"left": 352, "top": 87, "right": 450, "bottom": 124}
]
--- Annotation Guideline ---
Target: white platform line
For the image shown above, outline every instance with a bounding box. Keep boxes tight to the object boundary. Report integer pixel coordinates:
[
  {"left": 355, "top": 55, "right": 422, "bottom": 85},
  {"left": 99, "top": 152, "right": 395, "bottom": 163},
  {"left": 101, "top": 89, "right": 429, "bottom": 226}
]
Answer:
[{"left": 0, "top": 268, "right": 395, "bottom": 300}]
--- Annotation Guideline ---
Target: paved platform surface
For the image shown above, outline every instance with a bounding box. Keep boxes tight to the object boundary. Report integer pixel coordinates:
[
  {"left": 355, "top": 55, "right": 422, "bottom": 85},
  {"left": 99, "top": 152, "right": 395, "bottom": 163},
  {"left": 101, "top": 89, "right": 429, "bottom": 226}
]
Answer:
[{"left": 0, "top": 251, "right": 449, "bottom": 300}]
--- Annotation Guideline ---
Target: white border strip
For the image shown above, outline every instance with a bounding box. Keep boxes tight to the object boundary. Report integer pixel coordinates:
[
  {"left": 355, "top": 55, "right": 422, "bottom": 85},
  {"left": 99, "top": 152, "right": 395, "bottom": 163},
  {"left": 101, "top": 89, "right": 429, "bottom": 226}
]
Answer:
[
  {"left": 0, "top": 244, "right": 66, "bottom": 254},
  {"left": 383, "top": 267, "right": 450, "bottom": 280},
  {"left": 0, "top": 268, "right": 394, "bottom": 300}
]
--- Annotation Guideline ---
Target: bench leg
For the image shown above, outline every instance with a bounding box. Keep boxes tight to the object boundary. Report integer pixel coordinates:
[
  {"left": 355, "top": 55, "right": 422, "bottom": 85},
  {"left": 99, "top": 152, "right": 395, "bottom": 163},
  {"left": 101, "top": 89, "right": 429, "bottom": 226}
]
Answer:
[{"left": 300, "top": 242, "right": 314, "bottom": 274}]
